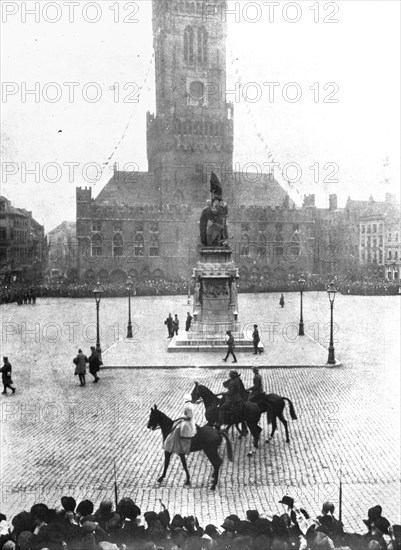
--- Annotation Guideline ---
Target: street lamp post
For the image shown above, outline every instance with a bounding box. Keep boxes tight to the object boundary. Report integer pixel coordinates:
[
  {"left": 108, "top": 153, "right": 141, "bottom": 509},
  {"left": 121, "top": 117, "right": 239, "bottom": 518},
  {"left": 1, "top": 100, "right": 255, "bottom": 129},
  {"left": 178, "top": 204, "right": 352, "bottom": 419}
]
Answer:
[
  {"left": 298, "top": 277, "right": 306, "bottom": 336},
  {"left": 93, "top": 281, "right": 103, "bottom": 359},
  {"left": 126, "top": 276, "right": 134, "bottom": 339},
  {"left": 327, "top": 281, "right": 337, "bottom": 365}
]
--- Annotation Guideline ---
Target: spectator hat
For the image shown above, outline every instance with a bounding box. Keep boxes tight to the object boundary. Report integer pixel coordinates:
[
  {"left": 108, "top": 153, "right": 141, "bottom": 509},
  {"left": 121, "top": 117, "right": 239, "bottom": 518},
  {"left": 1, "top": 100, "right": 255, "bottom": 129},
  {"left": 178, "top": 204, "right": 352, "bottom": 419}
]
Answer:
[
  {"left": 170, "top": 514, "right": 185, "bottom": 530},
  {"left": 254, "top": 324, "right": 258, "bottom": 328},
  {"left": 2, "top": 542, "right": 16, "bottom": 550},
  {"left": 205, "top": 524, "right": 219, "bottom": 537},
  {"left": 252, "top": 366, "right": 259, "bottom": 372},
  {"left": 11, "top": 512, "right": 33, "bottom": 535},
  {"left": 78, "top": 349, "right": 82, "bottom": 353},
  {"left": 99, "top": 499, "right": 113, "bottom": 513},
  {"left": 246, "top": 510, "right": 260, "bottom": 523},
  {"left": 221, "top": 518, "right": 236, "bottom": 532},
  {"left": 144, "top": 511, "right": 159, "bottom": 524},
  {"left": 229, "top": 370, "right": 240, "bottom": 377},
  {"left": 76, "top": 499, "right": 94, "bottom": 517},
  {"left": 279, "top": 496, "right": 294, "bottom": 508},
  {"left": 61, "top": 496, "right": 76, "bottom": 513},
  {"left": 254, "top": 518, "right": 271, "bottom": 534},
  {"left": 117, "top": 497, "right": 140, "bottom": 520}
]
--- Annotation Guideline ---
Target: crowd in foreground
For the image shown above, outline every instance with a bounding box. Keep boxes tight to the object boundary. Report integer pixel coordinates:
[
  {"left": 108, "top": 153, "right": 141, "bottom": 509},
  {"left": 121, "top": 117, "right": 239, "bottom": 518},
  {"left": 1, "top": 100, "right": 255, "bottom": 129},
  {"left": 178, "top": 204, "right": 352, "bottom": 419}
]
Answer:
[
  {"left": 0, "top": 496, "right": 399, "bottom": 550},
  {"left": 0, "top": 274, "right": 399, "bottom": 304}
]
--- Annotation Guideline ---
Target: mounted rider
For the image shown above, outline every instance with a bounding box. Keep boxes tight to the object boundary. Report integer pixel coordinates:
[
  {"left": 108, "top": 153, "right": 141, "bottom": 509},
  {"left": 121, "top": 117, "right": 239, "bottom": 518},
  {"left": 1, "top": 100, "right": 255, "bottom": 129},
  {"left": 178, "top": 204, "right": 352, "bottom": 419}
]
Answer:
[
  {"left": 246, "top": 366, "right": 264, "bottom": 402},
  {"left": 217, "top": 370, "right": 247, "bottom": 428},
  {"left": 163, "top": 394, "right": 196, "bottom": 456}
]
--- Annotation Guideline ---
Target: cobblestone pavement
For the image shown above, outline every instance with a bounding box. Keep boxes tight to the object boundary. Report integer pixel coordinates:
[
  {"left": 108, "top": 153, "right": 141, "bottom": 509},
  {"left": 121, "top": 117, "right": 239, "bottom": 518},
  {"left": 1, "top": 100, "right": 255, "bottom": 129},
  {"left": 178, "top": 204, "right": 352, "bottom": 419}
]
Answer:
[{"left": 1, "top": 293, "right": 399, "bottom": 533}]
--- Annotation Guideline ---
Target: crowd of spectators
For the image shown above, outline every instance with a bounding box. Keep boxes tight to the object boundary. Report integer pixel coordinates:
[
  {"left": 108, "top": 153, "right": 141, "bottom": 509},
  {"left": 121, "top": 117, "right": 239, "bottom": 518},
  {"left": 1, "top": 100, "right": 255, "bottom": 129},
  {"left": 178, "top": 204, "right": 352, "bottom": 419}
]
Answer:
[
  {"left": 0, "top": 274, "right": 399, "bottom": 305},
  {"left": 0, "top": 496, "right": 399, "bottom": 550}
]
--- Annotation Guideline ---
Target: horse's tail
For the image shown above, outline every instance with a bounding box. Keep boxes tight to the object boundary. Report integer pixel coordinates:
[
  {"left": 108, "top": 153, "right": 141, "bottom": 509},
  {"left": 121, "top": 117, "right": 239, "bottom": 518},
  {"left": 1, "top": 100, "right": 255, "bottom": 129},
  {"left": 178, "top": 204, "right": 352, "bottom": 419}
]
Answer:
[
  {"left": 283, "top": 397, "right": 298, "bottom": 420},
  {"left": 218, "top": 430, "right": 233, "bottom": 462}
]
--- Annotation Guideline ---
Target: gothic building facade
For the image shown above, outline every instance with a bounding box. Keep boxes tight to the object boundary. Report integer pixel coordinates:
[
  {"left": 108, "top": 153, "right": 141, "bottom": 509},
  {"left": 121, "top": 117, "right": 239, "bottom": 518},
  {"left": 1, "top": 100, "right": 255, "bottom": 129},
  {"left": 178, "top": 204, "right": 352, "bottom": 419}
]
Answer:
[{"left": 76, "top": 0, "right": 314, "bottom": 284}]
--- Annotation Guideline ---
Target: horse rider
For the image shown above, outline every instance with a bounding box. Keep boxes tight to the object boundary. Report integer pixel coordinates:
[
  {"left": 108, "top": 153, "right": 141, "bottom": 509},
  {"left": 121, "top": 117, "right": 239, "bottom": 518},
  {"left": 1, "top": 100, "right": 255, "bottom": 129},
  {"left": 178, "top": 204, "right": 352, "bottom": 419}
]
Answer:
[
  {"left": 216, "top": 370, "right": 245, "bottom": 428},
  {"left": 163, "top": 394, "right": 196, "bottom": 456},
  {"left": 246, "top": 366, "right": 264, "bottom": 402}
]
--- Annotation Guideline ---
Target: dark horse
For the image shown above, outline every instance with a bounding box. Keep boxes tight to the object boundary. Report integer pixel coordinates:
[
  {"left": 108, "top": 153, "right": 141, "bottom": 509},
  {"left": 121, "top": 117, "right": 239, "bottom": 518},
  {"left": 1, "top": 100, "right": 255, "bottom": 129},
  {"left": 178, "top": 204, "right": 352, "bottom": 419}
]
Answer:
[
  {"left": 190, "top": 383, "right": 262, "bottom": 451},
  {"left": 249, "top": 393, "right": 298, "bottom": 443},
  {"left": 147, "top": 405, "right": 233, "bottom": 491}
]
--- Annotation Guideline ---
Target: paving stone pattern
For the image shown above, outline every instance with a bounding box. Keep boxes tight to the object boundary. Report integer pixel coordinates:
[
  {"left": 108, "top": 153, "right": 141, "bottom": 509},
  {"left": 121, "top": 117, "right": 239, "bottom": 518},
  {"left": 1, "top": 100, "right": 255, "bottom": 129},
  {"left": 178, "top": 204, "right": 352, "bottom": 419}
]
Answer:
[{"left": 1, "top": 293, "right": 399, "bottom": 533}]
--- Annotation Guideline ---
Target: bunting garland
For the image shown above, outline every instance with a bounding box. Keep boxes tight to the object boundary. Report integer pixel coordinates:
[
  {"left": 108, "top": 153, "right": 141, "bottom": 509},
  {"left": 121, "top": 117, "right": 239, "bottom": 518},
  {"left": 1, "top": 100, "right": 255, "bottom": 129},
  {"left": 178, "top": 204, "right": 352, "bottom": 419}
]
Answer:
[
  {"left": 227, "top": 39, "right": 303, "bottom": 202},
  {"left": 96, "top": 51, "right": 155, "bottom": 185}
]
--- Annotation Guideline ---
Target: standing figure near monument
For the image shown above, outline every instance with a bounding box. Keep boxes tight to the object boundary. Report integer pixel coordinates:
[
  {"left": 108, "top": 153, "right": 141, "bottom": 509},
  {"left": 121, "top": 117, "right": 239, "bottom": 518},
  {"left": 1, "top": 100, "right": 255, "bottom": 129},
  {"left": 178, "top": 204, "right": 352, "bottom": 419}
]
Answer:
[
  {"left": 185, "top": 312, "right": 193, "bottom": 332},
  {"left": 252, "top": 325, "right": 262, "bottom": 355},
  {"left": 280, "top": 294, "right": 285, "bottom": 308},
  {"left": 73, "top": 349, "right": 88, "bottom": 387},
  {"left": 172, "top": 314, "right": 179, "bottom": 336},
  {"left": 223, "top": 330, "right": 237, "bottom": 363},
  {"left": 165, "top": 313, "right": 173, "bottom": 338}
]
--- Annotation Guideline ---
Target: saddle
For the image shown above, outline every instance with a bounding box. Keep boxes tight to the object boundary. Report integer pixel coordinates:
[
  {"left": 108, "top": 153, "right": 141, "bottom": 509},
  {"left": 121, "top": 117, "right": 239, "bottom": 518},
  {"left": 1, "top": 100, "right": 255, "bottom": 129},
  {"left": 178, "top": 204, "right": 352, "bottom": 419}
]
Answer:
[{"left": 220, "top": 401, "right": 244, "bottom": 426}]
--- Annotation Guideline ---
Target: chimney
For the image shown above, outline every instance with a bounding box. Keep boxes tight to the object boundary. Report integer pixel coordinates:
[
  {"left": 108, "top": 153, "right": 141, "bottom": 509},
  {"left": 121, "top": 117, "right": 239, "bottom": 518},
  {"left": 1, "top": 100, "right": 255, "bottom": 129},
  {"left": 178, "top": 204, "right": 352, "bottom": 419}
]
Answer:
[{"left": 329, "top": 194, "right": 337, "bottom": 211}]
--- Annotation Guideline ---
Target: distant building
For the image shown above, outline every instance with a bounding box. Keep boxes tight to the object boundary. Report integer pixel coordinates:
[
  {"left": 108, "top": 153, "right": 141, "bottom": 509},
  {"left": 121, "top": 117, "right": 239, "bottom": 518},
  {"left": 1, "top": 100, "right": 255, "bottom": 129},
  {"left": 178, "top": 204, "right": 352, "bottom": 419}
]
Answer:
[
  {"left": 0, "top": 196, "right": 47, "bottom": 282},
  {"left": 47, "top": 221, "right": 77, "bottom": 281}
]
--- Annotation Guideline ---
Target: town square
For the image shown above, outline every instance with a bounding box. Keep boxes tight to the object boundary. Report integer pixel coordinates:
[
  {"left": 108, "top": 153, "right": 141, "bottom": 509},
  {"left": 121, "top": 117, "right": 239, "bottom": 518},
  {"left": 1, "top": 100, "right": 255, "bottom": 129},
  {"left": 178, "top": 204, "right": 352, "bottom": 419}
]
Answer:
[{"left": 1, "top": 0, "right": 400, "bottom": 548}]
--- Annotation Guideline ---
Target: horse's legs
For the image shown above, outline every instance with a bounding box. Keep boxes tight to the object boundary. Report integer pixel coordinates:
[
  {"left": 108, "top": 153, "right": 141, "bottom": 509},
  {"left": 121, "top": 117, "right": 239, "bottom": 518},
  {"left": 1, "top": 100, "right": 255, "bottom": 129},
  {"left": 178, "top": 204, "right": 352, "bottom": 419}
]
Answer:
[
  {"left": 247, "top": 422, "right": 262, "bottom": 456},
  {"left": 237, "top": 421, "right": 248, "bottom": 438},
  {"left": 179, "top": 454, "right": 191, "bottom": 486},
  {"left": 270, "top": 416, "right": 278, "bottom": 439},
  {"left": 204, "top": 447, "right": 222, "bottom": 491},
  {"left": 158, "top": 451, "right": 172, "bottom": 483},
  {"left": 278, "top": 412, "right": 290, "bottom": 443}
]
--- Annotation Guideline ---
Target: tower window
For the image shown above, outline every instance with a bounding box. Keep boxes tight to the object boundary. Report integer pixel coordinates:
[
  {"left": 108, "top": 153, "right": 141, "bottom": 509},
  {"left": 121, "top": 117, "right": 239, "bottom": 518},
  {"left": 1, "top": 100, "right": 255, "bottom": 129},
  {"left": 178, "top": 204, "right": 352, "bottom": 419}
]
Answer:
[
  {"left": 91, "top": 234, "right": 102, "bottom": 257},
  {"left": 198, "top": 27, "right": 208, "bottom": 66},
  {"left": 184, "top": 26, "right": 194, "bottom": 64}
]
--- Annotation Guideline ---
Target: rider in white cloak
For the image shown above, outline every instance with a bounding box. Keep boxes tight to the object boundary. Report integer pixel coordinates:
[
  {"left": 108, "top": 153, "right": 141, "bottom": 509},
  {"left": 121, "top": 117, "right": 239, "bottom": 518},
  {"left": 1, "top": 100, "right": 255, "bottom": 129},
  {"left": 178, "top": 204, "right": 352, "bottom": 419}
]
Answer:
[{"left": 163, "top": 394, "right": 196, "bottom": 455}]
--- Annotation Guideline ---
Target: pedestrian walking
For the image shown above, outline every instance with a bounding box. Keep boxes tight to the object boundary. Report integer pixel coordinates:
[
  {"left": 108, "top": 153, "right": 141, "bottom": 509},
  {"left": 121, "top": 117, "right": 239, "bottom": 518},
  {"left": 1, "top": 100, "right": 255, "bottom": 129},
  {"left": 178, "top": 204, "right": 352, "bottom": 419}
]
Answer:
[
  {"left": 164, "top": 313, "right": 173, "bottom": 338},
  {"left": 252, "top": 324, "right": 262, "bottom": 355},
  {"left": 223, "top": 330, "right": 237, "bottom": 363},
  {"left": 279, "top": 293, "right": 285, "bottom": 308},
  {"left": 185, "top": 312, "right": 193, "bottom": 332},
  {"left": 73, "top": 349, "right": 88, "bottom": 386},
  {"left": 1, "top": 357, "right": 16, "bottom": 395},
  {"left": 172, "top": 314, "right": 179, "bottom": 336},
  {"left": 88, "top": 346, "right": 101, "bottom": 383}
]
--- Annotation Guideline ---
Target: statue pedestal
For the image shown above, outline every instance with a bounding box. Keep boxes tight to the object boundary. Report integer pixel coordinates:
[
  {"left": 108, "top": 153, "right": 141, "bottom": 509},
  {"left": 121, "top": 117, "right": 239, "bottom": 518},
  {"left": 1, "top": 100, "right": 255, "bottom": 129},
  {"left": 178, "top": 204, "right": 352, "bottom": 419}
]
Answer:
[{"left": 169, "top": 247, "right": 260, "bottom": 352}]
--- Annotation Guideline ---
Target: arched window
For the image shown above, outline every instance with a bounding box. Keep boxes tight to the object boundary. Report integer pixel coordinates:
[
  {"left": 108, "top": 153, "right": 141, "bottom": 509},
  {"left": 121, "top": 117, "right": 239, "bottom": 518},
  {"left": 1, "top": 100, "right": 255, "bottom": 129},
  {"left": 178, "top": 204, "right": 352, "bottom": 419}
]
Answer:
[
  {"left": 134, "top": 233, "right": 144, "bottom": 257},
  {"left": 149, "top": 234, "right": 159, "bottom": 257},
  {"left": 190, "top": 2, "right": 195, "bottom": 13},
  {"left": 184, "top": 26, "right": 194, "bottom": 64},
  {"left": 388, "top": 250, "right": 392, "bottom": 260},
  {"left": 113, "top": 233, "right": 123, "bottom": 257},
  {"left": 91, "top": 234, "right": 102, "bottom": 257},
  {"left": 196, "top": 2, "right": 202, "bottom": 15},
  {"left": 257, "top": 234, "right": 267, "bottom": 260},
  {"left": 198, "top": 27, "right": 208, "bottom": 66}
]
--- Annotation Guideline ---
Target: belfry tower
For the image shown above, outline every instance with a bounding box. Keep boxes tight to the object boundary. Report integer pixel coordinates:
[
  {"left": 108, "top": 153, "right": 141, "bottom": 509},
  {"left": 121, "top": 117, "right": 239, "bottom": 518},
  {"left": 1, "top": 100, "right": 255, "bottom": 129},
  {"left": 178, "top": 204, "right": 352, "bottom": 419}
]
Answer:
[{"left": 147, "top": 0, "right": 234, "bottom": 204}]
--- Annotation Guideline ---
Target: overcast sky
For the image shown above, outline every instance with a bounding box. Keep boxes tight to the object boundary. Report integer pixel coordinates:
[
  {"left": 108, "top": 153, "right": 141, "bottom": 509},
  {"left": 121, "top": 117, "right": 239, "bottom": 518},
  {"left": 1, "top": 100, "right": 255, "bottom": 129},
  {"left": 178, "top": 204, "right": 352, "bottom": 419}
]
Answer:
[{"left": 1, "top": 0, "right": 400, "bottom": 231}]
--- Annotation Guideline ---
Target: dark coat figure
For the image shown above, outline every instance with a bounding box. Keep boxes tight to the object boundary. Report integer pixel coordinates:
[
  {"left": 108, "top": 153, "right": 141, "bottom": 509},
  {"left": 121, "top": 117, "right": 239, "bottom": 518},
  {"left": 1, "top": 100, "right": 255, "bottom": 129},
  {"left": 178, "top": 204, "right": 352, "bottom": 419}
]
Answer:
[
  {"left": 218, "top": 370, "right": 244, "bottom": 426},
  {"left": 185, "top": 312, "right": 193, "bottom": 332},
  {"left": 164, "top": 313, "right": 173, "bottom": 338},
  {"left": 172, "top": 314, "right": 179, "bottom": 336},
  {"left": 223, "top": 330, "right": 237, "bottom": 363},
  {"left": 252, "top": 325, "right": 262, "bottom": 355},
  {"left": 280, "top": 293, "right": 285, "bottom": 308},
  {"left": 73, "top": 349, "right": 88, "bottom": 386},
  {"left": 248, "top": 367, "right": 263, "bottom": 398},
  {"left": 1, "top": 357, "right": 16, "bottom": 394},
  {"left": 88, "top": 346, "right": 101, "bottom": 383}
]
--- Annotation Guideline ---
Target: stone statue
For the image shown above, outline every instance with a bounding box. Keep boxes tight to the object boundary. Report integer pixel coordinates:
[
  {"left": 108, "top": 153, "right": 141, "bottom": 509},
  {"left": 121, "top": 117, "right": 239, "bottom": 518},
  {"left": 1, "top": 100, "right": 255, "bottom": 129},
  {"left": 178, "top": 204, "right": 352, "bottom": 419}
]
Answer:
[
  {"left": 200, "top": 172, "right": 229, "bottom": 247},
  {"left": 194, "top": 280, "right": 201, "bottom": 305}
]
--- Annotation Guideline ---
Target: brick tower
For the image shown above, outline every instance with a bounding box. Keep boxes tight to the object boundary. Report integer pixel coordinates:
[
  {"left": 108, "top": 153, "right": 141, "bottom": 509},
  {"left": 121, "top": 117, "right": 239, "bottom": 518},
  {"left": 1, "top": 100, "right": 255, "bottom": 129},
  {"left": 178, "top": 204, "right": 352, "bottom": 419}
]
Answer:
[{"left": 147, "top": 0, "right": 234, "bottom": 205}]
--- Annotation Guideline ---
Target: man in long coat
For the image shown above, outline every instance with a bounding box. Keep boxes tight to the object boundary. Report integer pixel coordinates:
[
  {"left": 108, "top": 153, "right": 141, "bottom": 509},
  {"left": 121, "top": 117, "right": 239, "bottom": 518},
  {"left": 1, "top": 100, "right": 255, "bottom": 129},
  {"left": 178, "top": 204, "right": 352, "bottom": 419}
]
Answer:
[
  {"left": 1, "top": 357, "right": 16, "bottom": 395},
  {"left": 88, "top": 346, "right": 101, "bottom": 383},
  {"left": 217, "top": 370, "right": 244, "bottom": 427},
  {"left": 73, "top": 349, "right": 88, "bottom": 386}
]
